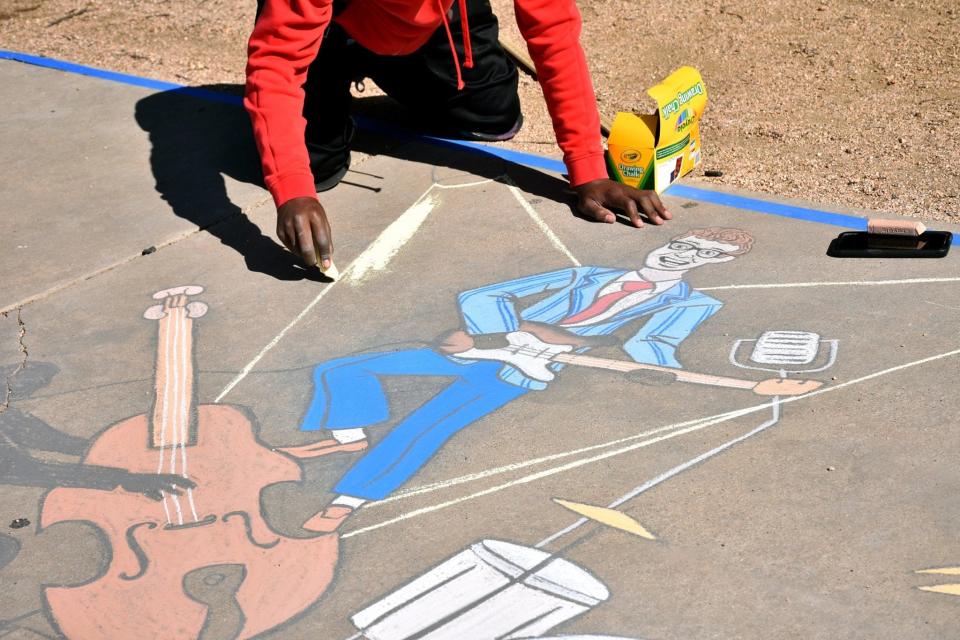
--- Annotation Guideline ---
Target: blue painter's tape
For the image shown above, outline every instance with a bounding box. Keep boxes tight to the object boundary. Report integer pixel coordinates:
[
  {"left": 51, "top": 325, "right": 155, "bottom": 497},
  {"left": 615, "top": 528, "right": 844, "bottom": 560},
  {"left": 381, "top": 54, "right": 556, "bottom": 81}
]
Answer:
[
  {"left": 667, "top": 184, "right": 956, "bottom": 240},
  {"left": 0, "top": 49, "right": 556, "bottom": 168},
  {"left": 664, "top": 184, "right": 869, "bottom": 230},
  {"left": 0, "top": 49, "right": 244, "bottom": 105},
  {"left": 1, "top": 49, "right": 181, "bottom": 90},
  {"left": 9, "top": 48, "right": 945, "bottom": 237}
]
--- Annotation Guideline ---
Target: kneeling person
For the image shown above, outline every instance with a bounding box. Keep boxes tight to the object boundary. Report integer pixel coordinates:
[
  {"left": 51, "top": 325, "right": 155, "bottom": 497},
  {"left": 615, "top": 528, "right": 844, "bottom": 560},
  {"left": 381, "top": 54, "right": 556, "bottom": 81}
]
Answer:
[{"left": 245, "top": 0, "right": 673, "bottom": 270}]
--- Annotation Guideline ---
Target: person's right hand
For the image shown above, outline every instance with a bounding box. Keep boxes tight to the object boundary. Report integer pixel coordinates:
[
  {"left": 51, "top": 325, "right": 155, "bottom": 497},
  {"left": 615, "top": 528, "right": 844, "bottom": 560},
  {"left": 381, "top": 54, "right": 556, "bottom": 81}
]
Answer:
[{"left": 276, "top": 196, "right": 333, "bottom": 269}]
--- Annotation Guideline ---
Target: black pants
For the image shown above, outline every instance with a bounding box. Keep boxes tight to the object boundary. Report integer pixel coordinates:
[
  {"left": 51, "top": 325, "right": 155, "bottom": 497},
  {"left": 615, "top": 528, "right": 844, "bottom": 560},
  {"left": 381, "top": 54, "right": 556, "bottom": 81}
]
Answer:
[{"left": 255, "top": 0, "right": 522, "bottom": 189}]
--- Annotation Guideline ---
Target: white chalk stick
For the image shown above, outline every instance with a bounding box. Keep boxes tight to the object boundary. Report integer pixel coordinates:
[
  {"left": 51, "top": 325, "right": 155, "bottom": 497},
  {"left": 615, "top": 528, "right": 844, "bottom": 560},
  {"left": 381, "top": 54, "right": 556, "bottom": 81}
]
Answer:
[{"left": 321, "top": 261, "right": 340, "bottom": 281}]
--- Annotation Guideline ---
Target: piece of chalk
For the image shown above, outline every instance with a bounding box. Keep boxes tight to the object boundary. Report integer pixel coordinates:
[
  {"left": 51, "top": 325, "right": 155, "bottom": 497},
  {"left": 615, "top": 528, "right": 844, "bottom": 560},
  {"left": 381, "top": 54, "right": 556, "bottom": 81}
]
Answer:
[
  {"left": 867, "top": 218, "right": 926, "bottom": 236},
  {"left": 315, "top": 246, "right": 339, "bottom": 280},
  {"left": 320, "top": 261, "right": 340, "bottom": 281}
]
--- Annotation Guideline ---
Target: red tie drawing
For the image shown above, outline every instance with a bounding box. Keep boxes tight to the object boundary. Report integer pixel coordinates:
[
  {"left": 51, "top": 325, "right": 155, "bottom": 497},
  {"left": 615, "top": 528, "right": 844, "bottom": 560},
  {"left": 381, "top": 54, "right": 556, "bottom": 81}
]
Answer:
[{"left": 560, "top": 280, "right": 654, "bottom": 325}]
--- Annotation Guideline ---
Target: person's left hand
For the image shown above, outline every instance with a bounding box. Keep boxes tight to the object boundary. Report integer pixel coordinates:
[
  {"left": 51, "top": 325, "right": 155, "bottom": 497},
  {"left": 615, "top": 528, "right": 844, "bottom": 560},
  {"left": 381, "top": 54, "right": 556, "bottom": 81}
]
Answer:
[{"left": 575, "top": 179, "right": 672, "bottom": 228}]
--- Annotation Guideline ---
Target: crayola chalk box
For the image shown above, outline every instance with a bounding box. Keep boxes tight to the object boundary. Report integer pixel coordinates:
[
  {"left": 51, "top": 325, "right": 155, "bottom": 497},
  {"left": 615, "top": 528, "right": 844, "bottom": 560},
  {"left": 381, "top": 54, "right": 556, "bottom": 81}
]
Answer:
[{"left": 605, "top": 67, "right": 707, "bottom": 193}]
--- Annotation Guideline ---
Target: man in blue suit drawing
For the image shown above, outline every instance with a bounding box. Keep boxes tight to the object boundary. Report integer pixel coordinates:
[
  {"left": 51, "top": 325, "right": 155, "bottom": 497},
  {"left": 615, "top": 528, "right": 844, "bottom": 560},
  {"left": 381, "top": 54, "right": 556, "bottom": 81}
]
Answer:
[{"left": 282, "top": 227, "right": 754, "bottom": 531}]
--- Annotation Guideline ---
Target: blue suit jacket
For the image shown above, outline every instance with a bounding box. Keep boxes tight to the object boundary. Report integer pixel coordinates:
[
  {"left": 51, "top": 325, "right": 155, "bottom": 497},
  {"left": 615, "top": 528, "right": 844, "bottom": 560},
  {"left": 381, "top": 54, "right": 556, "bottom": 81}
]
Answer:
[{"left": 456, "top": 267, "right": 723, "bottom": 389}]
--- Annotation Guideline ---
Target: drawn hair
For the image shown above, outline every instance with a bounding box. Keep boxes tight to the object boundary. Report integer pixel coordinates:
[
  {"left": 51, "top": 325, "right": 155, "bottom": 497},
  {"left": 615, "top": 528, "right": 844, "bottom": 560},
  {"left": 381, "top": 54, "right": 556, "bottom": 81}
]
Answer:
[{"left": 675, "top": 227, "right": 754, "bottom": 255}]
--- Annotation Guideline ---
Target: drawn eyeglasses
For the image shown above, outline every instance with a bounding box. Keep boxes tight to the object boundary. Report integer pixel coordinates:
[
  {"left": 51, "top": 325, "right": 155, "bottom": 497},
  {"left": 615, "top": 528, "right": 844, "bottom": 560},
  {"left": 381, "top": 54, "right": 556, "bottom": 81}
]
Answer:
[{"left": 666, "top": 241, "right": 730, "bottom": 260}]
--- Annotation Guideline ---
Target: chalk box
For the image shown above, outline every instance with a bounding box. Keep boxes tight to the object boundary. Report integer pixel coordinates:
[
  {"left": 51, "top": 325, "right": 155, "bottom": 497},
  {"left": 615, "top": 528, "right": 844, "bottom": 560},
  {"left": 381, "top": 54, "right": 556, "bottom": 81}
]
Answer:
[{"left": 605, "top": 66, "right": 708, "bottom": 193}]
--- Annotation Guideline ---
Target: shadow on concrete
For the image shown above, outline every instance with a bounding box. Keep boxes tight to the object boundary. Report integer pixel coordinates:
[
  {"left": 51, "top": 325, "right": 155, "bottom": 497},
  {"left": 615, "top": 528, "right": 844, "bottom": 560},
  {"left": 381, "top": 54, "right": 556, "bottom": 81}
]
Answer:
[
  {"left": 345, "top": 95, "right": 577, "bottom": 209},
  {"left": 134, "top": 86, "right": 582, "bottom": 281},
  {"left": 134, "top": 85, "right": 322, "bottom": 282}
]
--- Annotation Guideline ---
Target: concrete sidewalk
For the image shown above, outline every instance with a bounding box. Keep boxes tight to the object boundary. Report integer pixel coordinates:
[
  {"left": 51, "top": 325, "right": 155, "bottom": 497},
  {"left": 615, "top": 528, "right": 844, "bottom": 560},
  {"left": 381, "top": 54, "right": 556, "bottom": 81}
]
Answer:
[{"left": 2, "top": 57, "right": 960, "bottom": 640}]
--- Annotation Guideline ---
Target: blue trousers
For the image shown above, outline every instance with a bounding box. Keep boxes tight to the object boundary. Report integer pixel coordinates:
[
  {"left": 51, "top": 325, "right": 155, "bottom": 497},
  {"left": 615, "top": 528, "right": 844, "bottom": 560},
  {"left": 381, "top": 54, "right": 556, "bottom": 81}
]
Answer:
[{"left": 300, "top": 348, "right": 528, "bottom": 500}]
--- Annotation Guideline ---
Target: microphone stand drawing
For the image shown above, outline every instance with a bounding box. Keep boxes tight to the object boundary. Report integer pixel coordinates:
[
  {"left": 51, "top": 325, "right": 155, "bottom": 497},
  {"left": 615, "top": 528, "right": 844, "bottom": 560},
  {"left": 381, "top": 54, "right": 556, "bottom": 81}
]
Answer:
[{"left": 345, "top": 331, "right": 838, "bottom": 640}]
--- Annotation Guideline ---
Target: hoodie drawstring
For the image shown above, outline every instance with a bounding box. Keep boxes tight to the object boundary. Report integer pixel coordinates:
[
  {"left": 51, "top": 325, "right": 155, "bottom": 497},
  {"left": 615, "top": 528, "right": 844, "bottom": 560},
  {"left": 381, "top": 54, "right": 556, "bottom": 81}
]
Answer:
[
  {"left": 459, "top": 0, "right": 474, "bottom": 69},
  {"left": 437, "top": 0, "right": 474, "bottom": 90}
]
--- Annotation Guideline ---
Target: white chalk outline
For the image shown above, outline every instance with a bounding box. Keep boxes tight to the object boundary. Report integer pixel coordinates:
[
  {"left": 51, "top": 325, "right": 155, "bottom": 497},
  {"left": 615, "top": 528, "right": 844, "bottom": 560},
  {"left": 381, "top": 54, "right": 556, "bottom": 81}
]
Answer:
[
  {"left": 216, "top": 177, "right": 536, "bottom": 401},
  {"left": 368, "top": 405, "right": 763, "bottom": 508},
  {"left": 217, "top": 181, "right": 474, "bottom": 401},
  {"left": 345, "top": 190, "right": 441, "bottom": 286},
  {"left": 536, "top": 394, "right": 784, "bottom": 549},
  {"left": 343, "top": 346, "right": 960, "bottom": 539},
  {"left": 504, "top": 176, "right": 581, "bottom": 267},
  {"left": 926, "top": 300, "right": 960, "bottom": 312}
]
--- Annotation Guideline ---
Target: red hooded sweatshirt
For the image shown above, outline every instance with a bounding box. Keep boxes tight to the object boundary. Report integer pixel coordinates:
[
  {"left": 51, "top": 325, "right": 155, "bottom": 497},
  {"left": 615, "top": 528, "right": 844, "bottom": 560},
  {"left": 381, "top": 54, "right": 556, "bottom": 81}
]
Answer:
[{"left": 245, "top": 0, "right": 606, "bottom": 207}]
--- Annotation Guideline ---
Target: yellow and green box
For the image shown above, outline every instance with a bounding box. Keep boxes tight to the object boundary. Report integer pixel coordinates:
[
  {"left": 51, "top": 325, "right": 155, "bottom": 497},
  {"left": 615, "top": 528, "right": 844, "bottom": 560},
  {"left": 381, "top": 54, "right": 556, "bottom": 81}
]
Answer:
[{"left": 605, "top": 67, "right": 708, "bottom": 193}]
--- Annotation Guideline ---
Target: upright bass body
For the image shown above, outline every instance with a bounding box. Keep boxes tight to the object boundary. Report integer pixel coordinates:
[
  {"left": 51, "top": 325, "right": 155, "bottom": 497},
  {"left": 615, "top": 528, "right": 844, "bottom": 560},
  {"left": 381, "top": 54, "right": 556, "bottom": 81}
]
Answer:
[{"left": 39, "top": 287, "right": 338, "bottom": 639}]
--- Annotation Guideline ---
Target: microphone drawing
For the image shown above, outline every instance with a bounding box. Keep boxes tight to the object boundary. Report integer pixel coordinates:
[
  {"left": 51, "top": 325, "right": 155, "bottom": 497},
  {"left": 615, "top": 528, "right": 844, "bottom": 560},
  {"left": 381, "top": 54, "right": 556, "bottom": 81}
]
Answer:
[{"left": 729, "top": 330, "right": 839, "bottom": 377}]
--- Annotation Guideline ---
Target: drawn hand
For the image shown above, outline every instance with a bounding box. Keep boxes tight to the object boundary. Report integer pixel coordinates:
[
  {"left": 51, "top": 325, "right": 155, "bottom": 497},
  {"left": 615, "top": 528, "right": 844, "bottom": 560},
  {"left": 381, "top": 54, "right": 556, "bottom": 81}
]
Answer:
[
  {"left": 436, "top": 329, "right": 476, "bottom": 354},
  {"left": 626, "top": 369, "right": 677, "bottom": 386},
  {"left": 574, "top": 179, "right": 672, "bottom": 227},
  {"left": 519, "top": 321, "right": 618, "bottom": 349},
  {"left": 276, "top": 196, "right": 333, "bottom": 269},
  {"left": 119, "top": 473, "right": 197, "bottom": 501}
]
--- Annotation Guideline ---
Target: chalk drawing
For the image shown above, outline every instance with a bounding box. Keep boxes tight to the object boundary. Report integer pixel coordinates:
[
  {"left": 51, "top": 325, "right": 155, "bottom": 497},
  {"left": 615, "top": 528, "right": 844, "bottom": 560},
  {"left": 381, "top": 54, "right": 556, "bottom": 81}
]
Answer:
[
  {"left": 342, "top": 325, "right": 838, "bottom": 640},
  {"left": 33, "top": 287, "right": 338, "bottom": 639},
  {"left": 349, "top": 539, "right": 612, "bottom": 640},
  {"left": 293, "top": 228, "right": 789, "bottom": 535}
]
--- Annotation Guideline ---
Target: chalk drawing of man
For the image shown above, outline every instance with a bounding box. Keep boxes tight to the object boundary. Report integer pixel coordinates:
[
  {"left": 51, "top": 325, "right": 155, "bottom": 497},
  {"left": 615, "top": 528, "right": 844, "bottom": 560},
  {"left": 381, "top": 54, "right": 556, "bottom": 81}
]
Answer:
[{"left": 281, "top": 227, "right": 754, "bottom": 531}]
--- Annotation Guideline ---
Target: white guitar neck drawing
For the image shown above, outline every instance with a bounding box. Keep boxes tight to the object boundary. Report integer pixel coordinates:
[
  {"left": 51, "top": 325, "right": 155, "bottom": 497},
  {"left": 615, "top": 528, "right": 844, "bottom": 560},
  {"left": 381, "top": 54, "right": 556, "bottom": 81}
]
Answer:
[{"left": 452, "top": 331, "right": 822, "bottom": 396}]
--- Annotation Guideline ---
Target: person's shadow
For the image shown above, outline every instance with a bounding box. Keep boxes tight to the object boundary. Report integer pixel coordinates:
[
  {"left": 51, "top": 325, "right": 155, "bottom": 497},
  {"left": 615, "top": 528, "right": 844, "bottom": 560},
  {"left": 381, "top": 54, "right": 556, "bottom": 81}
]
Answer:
[
  {"left": 134, "top": 84, "right": 577, "bottom": 282},
  {"left": 134, "top": 85, "right": 322, "bottom": 281}
]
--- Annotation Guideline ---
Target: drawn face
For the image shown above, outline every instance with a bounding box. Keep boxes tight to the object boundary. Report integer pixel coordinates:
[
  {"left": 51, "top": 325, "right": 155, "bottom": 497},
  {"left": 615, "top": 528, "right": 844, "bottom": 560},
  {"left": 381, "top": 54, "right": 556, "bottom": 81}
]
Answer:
[{"left": 644, "top": 236, "right": 740, "bottom": 272}]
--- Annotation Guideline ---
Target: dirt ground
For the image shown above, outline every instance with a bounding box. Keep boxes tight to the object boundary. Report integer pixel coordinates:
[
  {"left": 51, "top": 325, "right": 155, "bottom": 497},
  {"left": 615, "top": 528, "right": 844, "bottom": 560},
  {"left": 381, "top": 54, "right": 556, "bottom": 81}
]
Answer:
[{"left": 2, "top": 0, "right": 957, "bottom": 221}]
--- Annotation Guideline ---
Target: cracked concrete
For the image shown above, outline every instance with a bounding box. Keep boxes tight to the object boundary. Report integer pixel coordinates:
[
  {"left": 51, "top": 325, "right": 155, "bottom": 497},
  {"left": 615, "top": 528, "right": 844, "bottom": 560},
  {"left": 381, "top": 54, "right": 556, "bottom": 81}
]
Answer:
[
  {"left": 0, "top": 308, "right": 27, "bottom": 414},
  {"left": 0, "top": 193, "right": 278, "bottom": 316},
  {"left": 0, "top": 59, "right": 268, "bottom": 311}
]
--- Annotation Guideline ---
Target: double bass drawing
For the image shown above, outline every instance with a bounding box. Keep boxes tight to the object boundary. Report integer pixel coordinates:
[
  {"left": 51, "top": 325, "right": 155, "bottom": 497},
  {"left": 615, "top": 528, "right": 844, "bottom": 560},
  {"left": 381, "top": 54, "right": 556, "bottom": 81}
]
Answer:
[{"left": 39, "top": 286, "right": 339, "bottom": 639}]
